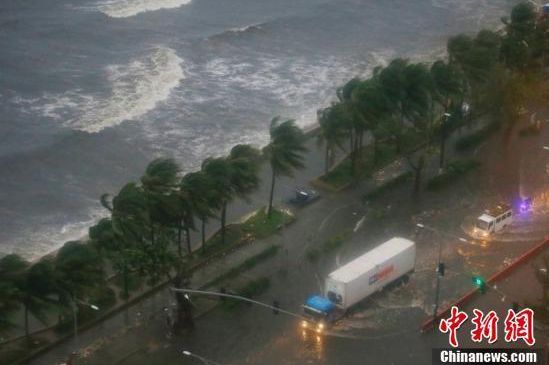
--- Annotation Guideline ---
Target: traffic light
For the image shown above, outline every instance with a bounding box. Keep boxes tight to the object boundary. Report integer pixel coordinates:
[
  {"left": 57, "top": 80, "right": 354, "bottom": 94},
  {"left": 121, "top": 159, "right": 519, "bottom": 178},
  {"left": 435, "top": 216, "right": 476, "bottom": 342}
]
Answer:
[
  {"left": 437, "top": 263, "right": 445, "bottom": 277},
  {"left": 472, "top": 276, "right": 487, "bottom": 294}
]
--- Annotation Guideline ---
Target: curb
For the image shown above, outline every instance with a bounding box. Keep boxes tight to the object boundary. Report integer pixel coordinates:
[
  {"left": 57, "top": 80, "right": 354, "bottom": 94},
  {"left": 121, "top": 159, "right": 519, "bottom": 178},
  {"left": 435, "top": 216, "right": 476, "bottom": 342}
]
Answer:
[{"left": 421, "top": 236, "right": 549, "bottom": 332}]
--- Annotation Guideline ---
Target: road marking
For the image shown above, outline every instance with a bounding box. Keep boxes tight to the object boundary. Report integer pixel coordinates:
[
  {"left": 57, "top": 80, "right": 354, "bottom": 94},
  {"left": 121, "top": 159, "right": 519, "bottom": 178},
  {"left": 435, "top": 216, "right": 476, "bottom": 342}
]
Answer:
[
  {"left": 353, "top": 215, "right": 366, "bottom": 232},
  {"left": 318, "top": 203, "right": 356, "bottom": 232}
]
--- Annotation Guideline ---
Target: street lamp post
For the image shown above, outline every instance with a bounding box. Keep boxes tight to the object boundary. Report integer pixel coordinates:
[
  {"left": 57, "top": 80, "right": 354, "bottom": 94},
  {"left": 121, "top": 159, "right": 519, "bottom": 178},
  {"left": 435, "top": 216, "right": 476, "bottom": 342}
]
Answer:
[
  {"left": 182, "top": 350, "right": 223, "bottom": 365},
  {"left": 416, "top": 223, "right": 469, "bottom": 326},
  {"left": 70, "top": 298, "right": 99, "bottom": 363}
]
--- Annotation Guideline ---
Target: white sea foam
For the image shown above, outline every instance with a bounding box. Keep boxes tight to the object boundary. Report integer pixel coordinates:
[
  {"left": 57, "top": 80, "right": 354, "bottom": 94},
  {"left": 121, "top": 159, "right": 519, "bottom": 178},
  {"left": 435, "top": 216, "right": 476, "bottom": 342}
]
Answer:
[
  {"left": 36, "top": 47, "right": 184, "bottom": 133},
  {"left": 96, "top": 0, "right": 191, "bottom": 18},
  {"left": 1, "top": 206, "right": 108, "bottom": 261}
]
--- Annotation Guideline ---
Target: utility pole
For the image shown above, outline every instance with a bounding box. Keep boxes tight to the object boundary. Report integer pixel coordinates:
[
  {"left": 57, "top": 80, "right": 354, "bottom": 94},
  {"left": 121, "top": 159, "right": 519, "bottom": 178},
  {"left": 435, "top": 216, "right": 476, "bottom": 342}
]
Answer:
[{"left": 416, "top": 223, "right": 469, "bottom": 327}]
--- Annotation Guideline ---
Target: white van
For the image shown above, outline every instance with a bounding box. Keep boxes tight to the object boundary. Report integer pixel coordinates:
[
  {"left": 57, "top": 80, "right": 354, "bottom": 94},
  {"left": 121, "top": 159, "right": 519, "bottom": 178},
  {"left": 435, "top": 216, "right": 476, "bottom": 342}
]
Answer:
[{"left": 474, "top": 204, "right": 513, "bottom": 238}]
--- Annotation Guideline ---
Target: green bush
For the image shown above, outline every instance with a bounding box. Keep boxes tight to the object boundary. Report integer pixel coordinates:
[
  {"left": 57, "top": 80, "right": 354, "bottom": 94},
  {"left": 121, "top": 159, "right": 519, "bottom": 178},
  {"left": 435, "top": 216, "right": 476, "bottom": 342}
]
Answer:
[
  {"left": 320, "top": 143, "right": 399, "bottom": 190},
  {"left": 238, "top": 277, "right": 271, "bottom": 298},
  {"left": 305, "top": 248, "right": 321, "bottom": 263},
  {"left": 455, "top": 122, "right": 500, "bottom": 151},
  {"left": 426, "top": 160, "right": 481, "bottom": 191},
  {"left": 203, "top": 245, "right": 280, "bottom": 289},
  {"left": 242, "top": 208, "right": 294, "bottom": 239},
  {"left": 223, "top": 277, "right": 271, "bottom": 309},
  {"left": 363, "top": 171, "right": 413, "bottom": 202},
  {"left": 322, "top": 232, "right": 349, "bottom": 254}
]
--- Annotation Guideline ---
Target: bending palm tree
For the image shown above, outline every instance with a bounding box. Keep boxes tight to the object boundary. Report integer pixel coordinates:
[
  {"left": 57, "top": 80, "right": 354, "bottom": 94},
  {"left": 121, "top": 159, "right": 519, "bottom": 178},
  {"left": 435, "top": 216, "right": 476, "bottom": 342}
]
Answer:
[
  {"left": 202, "top": 157, "right": 234, "bottom": 246},
  {"left": 264, "top": 117, "right": 307, "bottom": 217},
  {"left": 181, "top": 171, "right": 221, "bottom": 252}
]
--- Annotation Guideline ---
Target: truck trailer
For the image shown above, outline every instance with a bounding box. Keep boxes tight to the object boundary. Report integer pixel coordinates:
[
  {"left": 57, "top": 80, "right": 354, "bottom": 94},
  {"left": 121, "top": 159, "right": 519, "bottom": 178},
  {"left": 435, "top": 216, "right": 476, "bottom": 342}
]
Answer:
[{"left": 302, "top": 237, "right": 416, "bottom": 332}]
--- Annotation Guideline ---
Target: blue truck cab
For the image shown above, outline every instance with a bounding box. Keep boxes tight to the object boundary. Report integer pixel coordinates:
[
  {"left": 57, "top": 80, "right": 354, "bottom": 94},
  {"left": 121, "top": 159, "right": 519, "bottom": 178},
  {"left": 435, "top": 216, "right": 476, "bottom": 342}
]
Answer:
[{"left": 301, "top": 295, "right": 341, "bottom": 333}]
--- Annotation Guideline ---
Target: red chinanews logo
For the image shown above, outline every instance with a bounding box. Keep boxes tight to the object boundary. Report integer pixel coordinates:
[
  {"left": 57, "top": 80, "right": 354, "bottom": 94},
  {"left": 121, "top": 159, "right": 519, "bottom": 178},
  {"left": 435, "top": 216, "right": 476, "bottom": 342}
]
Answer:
[{"left": 439, "top": 306, "right": 535, "bottom": 348}]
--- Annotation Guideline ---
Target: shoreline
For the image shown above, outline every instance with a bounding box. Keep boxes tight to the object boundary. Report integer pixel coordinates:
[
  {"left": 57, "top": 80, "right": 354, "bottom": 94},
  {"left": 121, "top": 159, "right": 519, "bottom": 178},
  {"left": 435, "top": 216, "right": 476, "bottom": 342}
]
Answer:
[{"left": 22, "top": 123, "right": 321, "bottom": 265}]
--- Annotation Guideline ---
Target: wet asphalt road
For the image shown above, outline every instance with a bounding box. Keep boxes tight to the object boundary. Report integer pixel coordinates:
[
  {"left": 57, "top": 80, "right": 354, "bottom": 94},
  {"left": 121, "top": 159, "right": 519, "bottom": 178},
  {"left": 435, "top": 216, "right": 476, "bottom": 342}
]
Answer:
[{"left": 29, "top": 112, "right": 549, "bottom": 365}]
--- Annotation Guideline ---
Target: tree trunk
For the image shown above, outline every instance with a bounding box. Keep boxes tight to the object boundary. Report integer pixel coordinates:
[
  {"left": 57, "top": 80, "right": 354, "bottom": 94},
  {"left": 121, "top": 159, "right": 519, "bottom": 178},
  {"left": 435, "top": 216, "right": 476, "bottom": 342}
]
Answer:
[
  {"left": 24, "top": 305, "right": 29, "bottom": 346},
  {"left": 201, "top": 218, "right": 206, "bottom": 254},
  {"left": 185, "top": 227, "right": 192, "bottom": 255},
  {"left": 413, "top": 156, "right": 425, "bottom": 194},
  {"left": 350, "top": 131, "right": 357, "bottom": 176},
  {"left": 177, "top": 222, "right": 183, "bottom": 258},
  {"left": 220, "top": 203, "right": 227, "bottom": 245},
  {"left": 373, "top": 137, "right": 379, "bottom": 165},
  {"left": 172, "top": 273, "right": 194, "bottom": 335},
  {"left": 267, "top": 168, "right": 276, "bottom": 217},
  {"left": 123, "top": 262, "right": 129, "bottom": 299},
  {"left": 439, "top": 134, "right": 446, "bottom": 171},
  {"left": 324, "top": 145, "right": 330, "bottom": 174}
]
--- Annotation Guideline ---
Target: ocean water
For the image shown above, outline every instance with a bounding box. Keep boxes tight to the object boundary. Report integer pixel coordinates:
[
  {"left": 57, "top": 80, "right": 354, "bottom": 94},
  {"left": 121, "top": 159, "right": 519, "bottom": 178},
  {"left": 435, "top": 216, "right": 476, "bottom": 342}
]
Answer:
[{"left": 0, "top": 0, "right": 521, "bottom": 259}]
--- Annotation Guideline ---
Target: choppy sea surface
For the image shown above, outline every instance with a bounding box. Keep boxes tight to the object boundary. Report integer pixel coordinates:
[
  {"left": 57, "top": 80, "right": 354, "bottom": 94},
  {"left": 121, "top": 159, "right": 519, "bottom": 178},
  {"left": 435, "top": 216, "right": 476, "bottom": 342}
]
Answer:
[{"left": 0, "top": 0, "right": 521, "bottom": 259}]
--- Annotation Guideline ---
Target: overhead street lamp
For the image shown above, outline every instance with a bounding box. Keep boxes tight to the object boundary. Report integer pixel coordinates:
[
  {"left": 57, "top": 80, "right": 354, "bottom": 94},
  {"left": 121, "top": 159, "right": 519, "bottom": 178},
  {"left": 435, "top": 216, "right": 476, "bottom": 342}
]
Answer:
[
  {"left": 170, "top": 288, "right": 305, "bottom": 320},
  {"left": 182, "top": 350, "right": 223, "bottom": 365},
  {"left": 70, "top": 298, "right": 99, "bottom": 363}
]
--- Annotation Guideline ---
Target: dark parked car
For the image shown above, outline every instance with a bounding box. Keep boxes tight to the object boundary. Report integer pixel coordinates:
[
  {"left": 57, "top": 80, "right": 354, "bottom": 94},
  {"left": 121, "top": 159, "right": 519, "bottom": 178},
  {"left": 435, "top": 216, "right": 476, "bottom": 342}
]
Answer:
[{"left": 287, "top": 187, "right": 320, "bottom": 206}]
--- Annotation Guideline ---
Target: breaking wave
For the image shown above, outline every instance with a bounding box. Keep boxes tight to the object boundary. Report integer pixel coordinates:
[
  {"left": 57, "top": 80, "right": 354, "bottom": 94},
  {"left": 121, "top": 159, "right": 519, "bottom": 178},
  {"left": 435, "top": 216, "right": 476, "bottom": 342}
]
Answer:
[
  {"left": 36, "top": 47, "right": 184, "bottom": 133},
  {"left": 96, "top": 0, "right": 192, "bottom": 18}
]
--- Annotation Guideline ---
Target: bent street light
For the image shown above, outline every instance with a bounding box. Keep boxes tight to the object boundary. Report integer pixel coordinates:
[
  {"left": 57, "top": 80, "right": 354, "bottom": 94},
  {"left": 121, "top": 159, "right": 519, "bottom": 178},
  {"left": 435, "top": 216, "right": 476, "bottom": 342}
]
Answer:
[{"left": 183, "top": 350, "right": 223, "bottom": 365}]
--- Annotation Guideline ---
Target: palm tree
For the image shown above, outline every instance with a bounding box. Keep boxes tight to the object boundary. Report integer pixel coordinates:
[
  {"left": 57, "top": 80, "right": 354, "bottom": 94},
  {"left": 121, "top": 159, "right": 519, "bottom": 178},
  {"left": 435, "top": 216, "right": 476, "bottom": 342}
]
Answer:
[
  {"left": 140, "top": 159, "right": 181, "bottom": 280},
  {"left": 227, "top": 144, "right": 261, "bottom": 201},
  {"left": 336, "top": 78, "right": 366, "bottom": 174},
  {"left": 180, "top": 171, "right": 221, "bottom": 253},
  {"left": 430, "top": 60, "right": 465, "bottom": 168},
  {"left": 0, "top": 254, "right": 27, "bottom": 333},
  {"left": 0, "top": 280, "right": 19, "bottom": 333},
  {"left": 317, "top": 104, "right": 350, "bottom": 174},
  {"left": 109, "top": 182, "right": 151, "bottom": 291},
  {"left": 379, "top": 61, "right": 434, "bottom": 193},
  {"left": 175, "top": 189, "right": 195, "bottom": 256},
  {"left": 264, "top": 117, "right": 307, "bottom": 217},
  {"left": 54, "top": 241, "right": 105, "bottom": 315},
  {"left": 202, "top": 145, "right": 260, "bottom": 245},
  {"left": 351, "top": 78, "right": 392, "bottom": 164},
  {"left": 202, "top": 157, "right": 234, "bottom": 246},
  {"left": 20, "top": 258, "right": 57, "bottom": 344}
]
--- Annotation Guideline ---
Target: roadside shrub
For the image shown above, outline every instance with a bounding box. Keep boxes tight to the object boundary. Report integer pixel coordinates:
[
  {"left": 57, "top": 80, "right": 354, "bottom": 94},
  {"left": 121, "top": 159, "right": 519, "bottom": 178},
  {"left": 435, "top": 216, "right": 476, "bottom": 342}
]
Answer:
[
  {"left": 238, "top": 277, "right": 271, "bottom": 298},
  {"left": 322, "top": 232, "right": 349, "bottom": 254},
  {"left": 426, "top": 160, "right": 481, "bottom": 191},
  {"left": 202, "top": 245, "right": 279, "bottom": 288},
  {"left": 363, "top": 171, "right": 413, "bottom": 202},
  {"left": 305, "top": 248, "right": 321, "bottom": 263}
]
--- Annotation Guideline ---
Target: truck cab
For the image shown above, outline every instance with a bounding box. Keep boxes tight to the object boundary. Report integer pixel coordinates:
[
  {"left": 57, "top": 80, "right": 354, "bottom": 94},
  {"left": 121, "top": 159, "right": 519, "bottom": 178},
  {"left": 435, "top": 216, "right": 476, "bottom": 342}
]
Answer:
[
  {"left": 301, "top": 295, "right": 337, "bottom": 333},
  {"left": 473, "top": 204, "right": 513, "bottom": 238}
]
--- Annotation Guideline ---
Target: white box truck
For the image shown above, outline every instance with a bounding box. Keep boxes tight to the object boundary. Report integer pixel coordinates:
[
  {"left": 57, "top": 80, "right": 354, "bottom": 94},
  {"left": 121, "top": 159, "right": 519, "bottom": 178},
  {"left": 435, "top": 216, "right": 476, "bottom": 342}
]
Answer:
[{"left": 301, "top": 237, "right": 416, "bottom": 332}]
